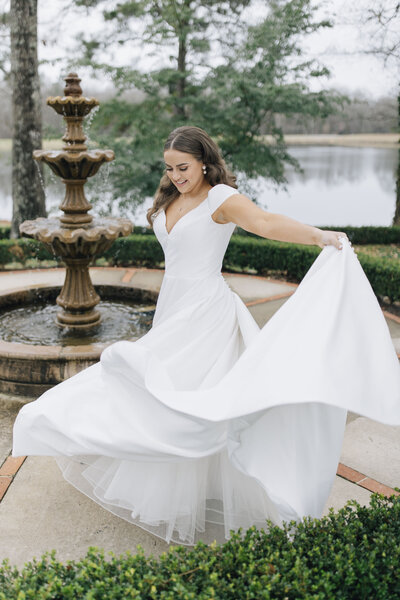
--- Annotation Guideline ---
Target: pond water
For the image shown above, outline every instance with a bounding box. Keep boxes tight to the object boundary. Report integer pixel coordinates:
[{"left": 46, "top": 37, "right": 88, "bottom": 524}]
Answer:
[{"left": 0, "top": 145, "right": 397, "bottom": 227}]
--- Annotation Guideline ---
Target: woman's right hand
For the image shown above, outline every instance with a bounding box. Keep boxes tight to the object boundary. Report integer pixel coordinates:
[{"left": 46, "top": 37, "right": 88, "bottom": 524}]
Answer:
[{"left": 316, "top": 229, "right": 349, "bottom": 250}]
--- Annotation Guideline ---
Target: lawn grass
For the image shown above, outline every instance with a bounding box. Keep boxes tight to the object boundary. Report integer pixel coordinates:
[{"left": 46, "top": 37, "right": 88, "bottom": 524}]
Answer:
[
  {"left": 355, "top": 243, "right": 400, "bottom": 260},
  {"left": 0, "top": 138, "right": 64, "bottom": 152},
  {"left": 0, "top": 133, "right": 399, "bottom": 153}
]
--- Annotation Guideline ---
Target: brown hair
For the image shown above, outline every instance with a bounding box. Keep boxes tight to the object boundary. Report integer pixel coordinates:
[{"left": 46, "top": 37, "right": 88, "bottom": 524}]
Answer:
[{"left": 146, "top": 126, "right": 237, "bottom": 226}]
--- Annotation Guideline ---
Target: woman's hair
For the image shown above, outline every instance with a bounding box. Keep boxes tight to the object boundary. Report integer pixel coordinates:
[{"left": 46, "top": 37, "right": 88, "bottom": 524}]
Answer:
[{"left": 146, "top": 126, "right": 237, "bottom": 226}]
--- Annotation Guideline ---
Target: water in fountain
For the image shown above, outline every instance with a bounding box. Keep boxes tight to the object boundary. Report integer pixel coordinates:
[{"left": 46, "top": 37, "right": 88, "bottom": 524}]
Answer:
[{"left": 0, "top": 300, "right": 155, "bottom": 346}]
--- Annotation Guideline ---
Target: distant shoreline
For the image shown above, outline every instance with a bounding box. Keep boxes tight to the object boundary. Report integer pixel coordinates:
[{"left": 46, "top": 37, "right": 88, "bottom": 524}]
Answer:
[
  {"left": 263, "top": 133, "right": 399, "bottom": 149},
  {"left": 0, "top": 133, "right": 399, "bottom": 152}
]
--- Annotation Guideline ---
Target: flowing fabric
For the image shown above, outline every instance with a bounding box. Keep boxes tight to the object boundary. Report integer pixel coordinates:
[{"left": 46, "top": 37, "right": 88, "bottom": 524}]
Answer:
[{"left": 12, "top": 184, "right": 400, "bottom": 545}]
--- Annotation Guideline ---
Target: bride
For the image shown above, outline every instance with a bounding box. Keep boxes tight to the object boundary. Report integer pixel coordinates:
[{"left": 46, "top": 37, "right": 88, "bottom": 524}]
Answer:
[{"left": 12, "top": 126, "right": 400, "bottom": 546}]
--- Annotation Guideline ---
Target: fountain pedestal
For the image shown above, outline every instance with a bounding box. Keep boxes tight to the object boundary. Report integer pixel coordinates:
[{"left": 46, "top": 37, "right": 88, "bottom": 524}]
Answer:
[
  {"left": 56, "top": 257, "right": 100, "bottom": 327},
  {"left": 20, "top": 73, "right": 133, "bottom": 329}
]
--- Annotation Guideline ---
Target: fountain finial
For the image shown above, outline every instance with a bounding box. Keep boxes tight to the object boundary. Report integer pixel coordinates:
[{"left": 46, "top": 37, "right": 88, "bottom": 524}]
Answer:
[{"left": 64, "top": 72, "right": 82, "bottom": 97}]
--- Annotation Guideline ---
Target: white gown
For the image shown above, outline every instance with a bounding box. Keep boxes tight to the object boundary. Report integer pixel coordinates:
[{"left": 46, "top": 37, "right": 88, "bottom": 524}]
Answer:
[{"left": 12, "top": 184, "right": 400, "bottom": 545}]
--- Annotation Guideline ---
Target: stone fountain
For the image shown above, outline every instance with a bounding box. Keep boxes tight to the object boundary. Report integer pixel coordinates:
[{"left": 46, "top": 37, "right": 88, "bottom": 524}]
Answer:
[
  {"left": 0, "top": 74, "right": 159, "bottom": 398},
  {"left": 20, "top": 72, "right": 132, "bottom": 329}
]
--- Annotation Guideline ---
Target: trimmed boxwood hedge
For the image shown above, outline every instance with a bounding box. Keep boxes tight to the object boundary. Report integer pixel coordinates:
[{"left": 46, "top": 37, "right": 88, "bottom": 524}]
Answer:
[
  {"left": 0, "top": 493, "right": 399, "bottom": 599},
  {"left": 0, "top": 226, "right": 10, "bottom": 241},
  {"left": 0, "top": 238, "right": 56, "bottom": 265},
  {"left": 1, "top": 224, "right": 400, "bottom": 244},
  {"left": 102, "top": 235, "right": 400, "bottom": 303},
  {"left": 0, "top": 234, "right": 399, "bottom": 302},
  {"left": 236, "top": 225, "right": 400, "bottom": 245}
]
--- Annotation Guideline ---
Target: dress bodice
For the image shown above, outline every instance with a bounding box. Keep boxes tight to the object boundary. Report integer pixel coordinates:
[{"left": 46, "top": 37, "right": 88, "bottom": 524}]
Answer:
[{"left": 152, "top": 184, "right": 239, "bottom": 279}]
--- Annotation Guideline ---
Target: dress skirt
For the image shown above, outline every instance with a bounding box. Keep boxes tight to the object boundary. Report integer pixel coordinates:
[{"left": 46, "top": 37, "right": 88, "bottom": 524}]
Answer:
[{"left": 12, "top": 182, "right": 400, "bottom": 545}]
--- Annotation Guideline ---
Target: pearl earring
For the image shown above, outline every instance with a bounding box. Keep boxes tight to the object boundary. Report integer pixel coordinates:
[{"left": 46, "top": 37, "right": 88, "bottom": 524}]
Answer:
[{"left": 202, "top": 165, "right": 207, "bottom": 174}]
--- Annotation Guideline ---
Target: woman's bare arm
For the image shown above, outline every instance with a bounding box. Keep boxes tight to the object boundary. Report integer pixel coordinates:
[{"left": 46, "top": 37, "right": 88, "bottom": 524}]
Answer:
[{"left": 213, "top": 193, "right": 348, "bottom": 250}]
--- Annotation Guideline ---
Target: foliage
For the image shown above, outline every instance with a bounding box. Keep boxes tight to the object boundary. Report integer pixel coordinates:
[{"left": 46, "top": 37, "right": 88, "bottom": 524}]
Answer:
[
  {"left": 352, "top": 244, "right": 400, "bottom": 262},
  {"left": 6, "top": 223, "right": 400, "bottom": 245},
  {"left": 0, "top": 237, "right": 56, "bottom": 265},
  {"left": 362, "top": 1, "right": 400, "bottom": 66},
  {"left": 2, "top": 229, "right": 399, "bottom": 301},
  {"left": 101, "top": 234, "right": 400, "bottom": 302},
  {"left": 236, "top": 224, "right": 400, "bottom": 245},
  {"left": 102, "top": 233, "right": 164, "bottom": 266},
  {"left": 0, "top": 4, "right": 9, "bottom": 80},
  {"left": 0, "top": 493, "right": 399, "bottom": 599},
  {"left": 73, "top": 0, "right": 344, "bottom": 210}
]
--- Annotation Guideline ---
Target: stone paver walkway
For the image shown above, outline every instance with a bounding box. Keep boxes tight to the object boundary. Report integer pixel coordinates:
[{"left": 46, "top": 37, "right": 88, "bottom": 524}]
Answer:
[{"left": 0, "top": 267, "right": 399, "bottom": 567}]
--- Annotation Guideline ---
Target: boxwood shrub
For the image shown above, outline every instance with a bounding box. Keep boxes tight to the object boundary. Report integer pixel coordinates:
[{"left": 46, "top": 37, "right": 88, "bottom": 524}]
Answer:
[
  {"left": 0, "top": 238, "right": 55, "bottom": 265},
  {"left": 0, "top": 226, "right": 10, "bottom": 241},
  {"left": 101, "top": 235, "right": 400, "bottom": 303},
  {"left": 235, "top": 225, "right": 400, "bottom": 245},
  {"left": 2, "top": 224, "right": 400, "bottom": 244},
  {"left": 0, "top": 234, "right": 399, "bottom": 302},
  {"left": 0, "top": 493, "right": 399, "bottom": 599}
]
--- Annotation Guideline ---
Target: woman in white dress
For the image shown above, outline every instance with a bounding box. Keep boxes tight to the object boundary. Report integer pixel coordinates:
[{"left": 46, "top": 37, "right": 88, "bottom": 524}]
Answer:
[{"left": 12, "top": 126, "right": 400, "bottom": 546}]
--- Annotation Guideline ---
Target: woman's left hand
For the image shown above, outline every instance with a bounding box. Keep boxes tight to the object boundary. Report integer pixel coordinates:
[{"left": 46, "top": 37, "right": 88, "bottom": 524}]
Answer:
[{"left": 317, "top": 230, "right": 349, "bottom": 250}]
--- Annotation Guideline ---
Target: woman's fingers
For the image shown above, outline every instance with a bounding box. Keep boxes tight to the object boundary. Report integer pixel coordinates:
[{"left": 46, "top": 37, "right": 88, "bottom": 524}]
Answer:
[{"left": 320, "top": 230, "right": 349, "bottom": 250}]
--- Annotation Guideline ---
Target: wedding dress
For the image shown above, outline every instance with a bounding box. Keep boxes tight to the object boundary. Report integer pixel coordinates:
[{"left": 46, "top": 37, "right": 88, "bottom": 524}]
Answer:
[{"left": 12, "top": 184, "right": 400, "bottom": 545}]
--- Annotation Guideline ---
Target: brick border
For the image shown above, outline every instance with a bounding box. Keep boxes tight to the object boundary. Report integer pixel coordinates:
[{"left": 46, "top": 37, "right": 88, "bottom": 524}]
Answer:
[
  {"left": 0, "top": 455, "right": 26, "bottom": 501},
  {"left": 245, "top": 292, "right": 294, "bottom": 307},
  {"left": 337, "top": 462, "right": 399, "bottom": 498},
  {"left": 222, "top": 271, "right": 299, "bottom": 288},
  {"left": 121, "top": 268, "right": 137, "bottom": 283},
  {"left": 1, "top": 456, "right": 397, "bottom": 506},
  {"left": 382, "top": 311, "right": 400, "bottom": 358},
  {"left": 383, "top": 310, "right": 400, "bottom": 325}
]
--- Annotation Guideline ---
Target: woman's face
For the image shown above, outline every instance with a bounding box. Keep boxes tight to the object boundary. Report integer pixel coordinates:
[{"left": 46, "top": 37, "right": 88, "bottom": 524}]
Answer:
[{"left": 164, "top": 149, "right": 204, "bottom": 194}]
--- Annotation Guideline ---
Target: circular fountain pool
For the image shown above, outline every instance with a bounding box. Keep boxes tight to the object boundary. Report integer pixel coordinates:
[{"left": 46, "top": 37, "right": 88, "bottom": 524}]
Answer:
[
  {"left": 0, "top": 300, "right": 155, "bottom": 346},
  {"left": 0, "top": 281, "right": 159, "bottom": 398}
]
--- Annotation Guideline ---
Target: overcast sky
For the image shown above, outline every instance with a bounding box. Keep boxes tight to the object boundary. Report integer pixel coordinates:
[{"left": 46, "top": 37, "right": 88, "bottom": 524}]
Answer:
[{"left": 6, "top": 0, "right": 398, "bottom": 98}]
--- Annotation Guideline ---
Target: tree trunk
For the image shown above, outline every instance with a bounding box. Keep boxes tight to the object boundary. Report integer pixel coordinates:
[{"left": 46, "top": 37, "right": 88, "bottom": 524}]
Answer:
[
  {"left": 10, "top": 0, "right": 46, "bottom": 239},
  {"left": 174, "top": 35, "right": 187, "bottom": 119},
  {"left": 393, "top": 90, "right": 400, "bottom": 226},
  {"left": 394, "top": 149, "right": 400, "bottom": 226}
]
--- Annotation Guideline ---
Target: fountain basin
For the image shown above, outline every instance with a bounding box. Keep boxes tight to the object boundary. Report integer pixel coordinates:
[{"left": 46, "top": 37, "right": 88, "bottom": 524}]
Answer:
[
  {"left": 20, "top": 216, "right": 132, "bottom": 249},
  {"left": 20, "top": 217, "right": 134, "bottom": 327},
  {"left": 0, "top": 282, "right": 158, "bottom": 398}
]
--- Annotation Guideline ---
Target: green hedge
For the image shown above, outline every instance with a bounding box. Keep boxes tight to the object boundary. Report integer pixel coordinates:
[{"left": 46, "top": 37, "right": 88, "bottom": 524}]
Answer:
[
  {"left": 235, "top": 225, "right": 400, "bottom": 245},
  {"left": 102, "top": 235, "right": 400, "bottom": 302},
  {"left": 319, "top": 225, "right": 400, "bottom": 245},
  {"left": 0, "top": 238, "right": 55, "bottom": 265},
  {"left": 224, "top": 236, "right": 320, "bottom": 281},
  {"left": 2, "top": 224, "right": 400, "bottom": 244},
  {"left": 0, "top": 226, "right": 10, "bottom": 240},
  {"left": 0, "top": 234, "right": 399, "bottom": 302},
  {"left": 103, "top": 234, "right": 164, "bottom": 267},
  {"left": 0, "top": 494, "right": 399, "bottom": 599}
]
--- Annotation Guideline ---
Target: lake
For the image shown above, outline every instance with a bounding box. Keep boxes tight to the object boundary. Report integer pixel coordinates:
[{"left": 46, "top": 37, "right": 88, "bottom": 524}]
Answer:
[{"left": 0, "top": 145, "right": 398, "bottom": 227}]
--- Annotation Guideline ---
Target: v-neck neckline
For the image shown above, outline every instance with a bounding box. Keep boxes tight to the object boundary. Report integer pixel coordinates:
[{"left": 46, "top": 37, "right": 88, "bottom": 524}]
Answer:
[{"left": 163, "top": 193, "right": 210, "bottom": 236}]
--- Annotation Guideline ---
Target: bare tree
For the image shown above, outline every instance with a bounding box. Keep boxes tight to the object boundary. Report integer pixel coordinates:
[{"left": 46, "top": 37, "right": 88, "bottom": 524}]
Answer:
[
  {"left": 362, "top": 1, "right": 400, "bottom": 225},
  {"left": 10, "top": 0, "right": 46, "bottom": 238}
]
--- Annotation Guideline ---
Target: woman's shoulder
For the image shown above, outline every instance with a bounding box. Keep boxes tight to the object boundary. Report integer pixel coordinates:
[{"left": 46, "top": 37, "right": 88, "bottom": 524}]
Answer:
[{"left": 207, "top": 183, "right": 241, "bottom": 213}]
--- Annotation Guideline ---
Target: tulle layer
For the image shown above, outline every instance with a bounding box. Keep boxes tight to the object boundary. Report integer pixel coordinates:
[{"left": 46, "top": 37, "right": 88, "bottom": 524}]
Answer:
[{"left": 55, "top": 449, "right": 279, "bottom": 545}]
